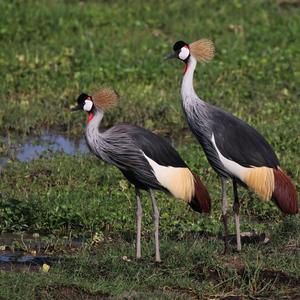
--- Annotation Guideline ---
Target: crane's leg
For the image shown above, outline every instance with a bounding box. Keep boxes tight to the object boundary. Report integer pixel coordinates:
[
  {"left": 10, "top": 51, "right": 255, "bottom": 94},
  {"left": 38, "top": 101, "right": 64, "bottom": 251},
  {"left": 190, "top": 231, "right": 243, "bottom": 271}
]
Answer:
[
  {"left": 135, "top": 188, "right": 142, "bottom": 259},
  {"left": 233, "top": 179, "right": 241, "bottom": 252},
  {"left": 149, "top": 189, "right": 161, "bottom": 262},
  {"left": 221, "top": 177, "right": 229, "bottom": 254}
]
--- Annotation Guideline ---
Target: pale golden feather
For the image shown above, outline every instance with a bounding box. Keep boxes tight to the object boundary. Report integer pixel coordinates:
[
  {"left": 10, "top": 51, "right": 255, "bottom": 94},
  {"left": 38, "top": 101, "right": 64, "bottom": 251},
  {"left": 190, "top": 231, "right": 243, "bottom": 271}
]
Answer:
[
  {"left": 93, "top": 88, "right": 119, "bottom": 110},
  {"left": 190, "top": 39, "right": 215, "bottom": 62},
  {"left": 244, "top": 167, "right": 275, "bottom": 201}
]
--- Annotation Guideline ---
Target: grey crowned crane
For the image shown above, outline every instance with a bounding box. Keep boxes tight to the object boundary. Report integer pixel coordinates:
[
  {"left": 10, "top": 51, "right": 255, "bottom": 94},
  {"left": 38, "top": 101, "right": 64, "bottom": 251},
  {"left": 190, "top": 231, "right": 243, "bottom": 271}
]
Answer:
[
  {"left": 166, "top": 39, "right": 298, "bottom": 253},
  {"left": 71, "top": 88, "right": 211, "bottom": 262}
]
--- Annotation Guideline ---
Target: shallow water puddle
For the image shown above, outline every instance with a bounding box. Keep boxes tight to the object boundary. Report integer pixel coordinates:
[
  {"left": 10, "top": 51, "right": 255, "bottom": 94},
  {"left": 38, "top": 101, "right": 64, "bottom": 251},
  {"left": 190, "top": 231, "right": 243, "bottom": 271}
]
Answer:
[
  {"left": 0, "top": 252, "right": 58, "bottom": 266},
  {"left": 0, "top": 233, "right": 83, "bottom": 267},
  {"left": 0, "top": 232, "right": 84, "bottom": 251},
  {"left": 0, "top": 133, "right": 90, "bottom": 167}
]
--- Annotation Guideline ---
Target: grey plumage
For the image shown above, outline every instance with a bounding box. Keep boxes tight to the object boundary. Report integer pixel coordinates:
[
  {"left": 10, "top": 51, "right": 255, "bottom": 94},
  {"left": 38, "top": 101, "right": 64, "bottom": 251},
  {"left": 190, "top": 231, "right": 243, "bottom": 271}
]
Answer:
[
  {"left": 183, "top": 95, "right": 280, "bottom": 177},
  {"left": 180, "top": 56, "right": 279, "bottom": 179},
  {"left": 85, "top": 109, "right": 196, "bottom": 191},
  {"left": 182, "top": 96, "right": 230, "bottom": 178},
  {"left": 167, "top": 40, "right": 298, "bottom": 253},
  {"left": 73, "top": 89, "right": 211, "bottom": 261},
  {"left": 85, "top": 110, "right": 161, "bottom": 190}
]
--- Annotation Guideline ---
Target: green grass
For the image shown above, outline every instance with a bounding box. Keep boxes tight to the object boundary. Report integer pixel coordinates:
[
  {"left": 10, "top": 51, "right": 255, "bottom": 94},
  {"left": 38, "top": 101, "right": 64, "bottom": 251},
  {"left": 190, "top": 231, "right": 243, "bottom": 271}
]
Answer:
[
  {"left": 1, "top": 0, "right": 300, "bottom": 141},
  {"left": 1, "top": 226, "right": 300, "bottom": 299},
  {"left": 0, "top": 150, "right": 290, "bottom": 236},
  {"left": 0, "top": 0, "right": 300, "bottom": 299}
]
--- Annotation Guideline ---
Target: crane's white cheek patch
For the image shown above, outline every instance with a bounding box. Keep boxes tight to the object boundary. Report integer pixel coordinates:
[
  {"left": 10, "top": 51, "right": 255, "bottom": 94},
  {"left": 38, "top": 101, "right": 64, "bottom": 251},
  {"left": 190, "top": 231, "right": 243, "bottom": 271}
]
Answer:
[
  {"left": 179, "top": 47, "right": 190, "bottom": 60},
  {"left": 83, "top": 100, "right": 93, "bottom": 112}
]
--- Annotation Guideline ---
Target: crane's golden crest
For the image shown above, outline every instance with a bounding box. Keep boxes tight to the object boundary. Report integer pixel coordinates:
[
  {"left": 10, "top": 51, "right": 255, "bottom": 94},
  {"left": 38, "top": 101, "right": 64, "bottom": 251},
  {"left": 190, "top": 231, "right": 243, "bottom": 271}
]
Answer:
[
  {"left": 93, "top": 88, "right": 119, "bottom": 110},
  {"left": 190, "top": 39, "right": 215, "bottom": 62}
]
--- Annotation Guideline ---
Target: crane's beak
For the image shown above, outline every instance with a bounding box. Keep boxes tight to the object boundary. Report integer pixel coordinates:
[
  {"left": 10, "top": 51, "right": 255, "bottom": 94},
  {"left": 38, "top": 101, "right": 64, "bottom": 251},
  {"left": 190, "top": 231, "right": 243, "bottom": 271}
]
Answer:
[
  {"left": 164, "top": 52, "right": 177, "bottom": 60},
  {"left": 70, "top": 104, "right": 81, "bottom": 112}
]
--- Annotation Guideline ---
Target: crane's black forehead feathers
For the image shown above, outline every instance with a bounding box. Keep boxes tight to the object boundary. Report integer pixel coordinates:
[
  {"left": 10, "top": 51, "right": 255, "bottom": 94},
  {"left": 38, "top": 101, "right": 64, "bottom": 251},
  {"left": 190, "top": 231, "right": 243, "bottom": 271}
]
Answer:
[
  {"left": 173, "top": 41, "right": 188, "bottom": 51},
  {"left": 77, "top": 93, "right": 89, "bottom": 104}
]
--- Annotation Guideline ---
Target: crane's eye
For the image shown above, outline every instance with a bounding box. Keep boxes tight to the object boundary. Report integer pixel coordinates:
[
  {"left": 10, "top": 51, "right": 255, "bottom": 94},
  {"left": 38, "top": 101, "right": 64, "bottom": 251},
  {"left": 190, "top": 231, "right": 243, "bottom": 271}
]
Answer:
[
  {"left": 178, "top": 46, "right": 190, "bottom": 60},
  {"left": 83, "top": 99, "right": 93, "bottom": 112}
]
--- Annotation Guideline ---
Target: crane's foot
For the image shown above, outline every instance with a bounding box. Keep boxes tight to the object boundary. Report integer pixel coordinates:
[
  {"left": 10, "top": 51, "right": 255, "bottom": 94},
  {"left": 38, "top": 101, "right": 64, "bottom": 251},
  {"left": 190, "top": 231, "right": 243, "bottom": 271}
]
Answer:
[{"left": 153, "top": 252, "right": 161, "bottom": 263}]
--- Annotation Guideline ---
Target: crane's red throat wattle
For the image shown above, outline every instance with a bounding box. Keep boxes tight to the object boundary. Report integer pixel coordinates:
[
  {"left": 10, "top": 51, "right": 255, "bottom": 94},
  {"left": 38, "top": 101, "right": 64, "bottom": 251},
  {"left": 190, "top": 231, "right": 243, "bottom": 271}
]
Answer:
[{"left": 87, "top": 112, "right": 94, "bottom": 122}]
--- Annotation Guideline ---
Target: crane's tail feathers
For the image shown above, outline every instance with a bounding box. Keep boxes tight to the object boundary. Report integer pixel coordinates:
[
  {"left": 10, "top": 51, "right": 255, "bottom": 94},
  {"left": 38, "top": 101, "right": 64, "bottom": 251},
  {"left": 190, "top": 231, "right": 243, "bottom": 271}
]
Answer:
[
  {"left": 272, "top": 168, "right": 298, "bottom": 214},
  {"left": 189, "top": 172, "right": 211, "bottom": 214},
  {"left": 244, "top": 167, "right": 298, "bottom": 214}
]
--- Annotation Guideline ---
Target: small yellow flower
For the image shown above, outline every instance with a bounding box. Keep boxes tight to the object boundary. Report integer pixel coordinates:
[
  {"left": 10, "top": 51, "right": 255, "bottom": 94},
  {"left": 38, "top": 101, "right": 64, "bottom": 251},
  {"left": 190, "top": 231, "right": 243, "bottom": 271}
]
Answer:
[
  {"left": 42, "top": 263, "right": 50, "bottom": 272},
  {"left": 122, "top": 256, "right": 131, "bottom": 262},
  {"left": 92, "top": 232, "right": 104, "bottom": 245}
]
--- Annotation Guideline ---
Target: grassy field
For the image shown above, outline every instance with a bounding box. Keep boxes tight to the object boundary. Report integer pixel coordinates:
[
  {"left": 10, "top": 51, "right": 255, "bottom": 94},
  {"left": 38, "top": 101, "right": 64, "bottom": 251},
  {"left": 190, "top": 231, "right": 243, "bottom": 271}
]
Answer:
[{"left": 0, "top": 0, "right": 300, "bottom": 299}]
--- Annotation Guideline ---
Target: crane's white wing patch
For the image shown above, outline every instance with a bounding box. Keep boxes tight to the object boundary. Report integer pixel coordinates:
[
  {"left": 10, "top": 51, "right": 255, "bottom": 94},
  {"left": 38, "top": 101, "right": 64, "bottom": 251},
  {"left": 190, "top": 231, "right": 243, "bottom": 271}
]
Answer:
[
  {"left": 211, "top": 134, "right": 275, "bottom": 200},
  {"left": 211, "top": 133, "right": 247, "bottom": 180},
  {"left": 142, "top": 153, "right": 194, "bottom": 202}
]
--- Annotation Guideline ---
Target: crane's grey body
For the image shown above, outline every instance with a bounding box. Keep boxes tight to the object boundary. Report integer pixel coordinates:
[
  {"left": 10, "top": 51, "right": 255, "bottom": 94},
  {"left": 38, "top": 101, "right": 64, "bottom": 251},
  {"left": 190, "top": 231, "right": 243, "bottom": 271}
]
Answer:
[
  {"left": 181, "top": 57, "right": 279, "bottom": 180},
  {"left": 84, "top": 106, "right": 200, "bottom": 262},
  {"left": 85, "top": 109, "right": 163, "bottom": 261},
  {"left": 181, "top": 57, "right": 229, "bottom": 178},
  {"left": 180, "top": 55, "right": 279, "bottom": 252},
  {"left": 182, "top": 96, "right": 230, "bottom": 178},
  {"left": 86, "top": 110, "right": 162, "bottom": 190}
]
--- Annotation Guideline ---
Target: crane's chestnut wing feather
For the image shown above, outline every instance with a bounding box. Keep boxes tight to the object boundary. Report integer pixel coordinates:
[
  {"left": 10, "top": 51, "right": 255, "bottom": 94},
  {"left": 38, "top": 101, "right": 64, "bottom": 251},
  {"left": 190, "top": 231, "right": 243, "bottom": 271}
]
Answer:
[{"left": 210, "top": 108, "right": 279, "bottom": 168}]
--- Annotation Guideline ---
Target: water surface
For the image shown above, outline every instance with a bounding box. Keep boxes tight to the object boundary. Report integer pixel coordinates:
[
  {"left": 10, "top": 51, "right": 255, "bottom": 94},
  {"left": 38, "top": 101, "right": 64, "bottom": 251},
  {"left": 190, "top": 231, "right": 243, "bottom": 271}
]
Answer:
[{"left": 0, "top": 133, "right": 90, "bottom": 167}]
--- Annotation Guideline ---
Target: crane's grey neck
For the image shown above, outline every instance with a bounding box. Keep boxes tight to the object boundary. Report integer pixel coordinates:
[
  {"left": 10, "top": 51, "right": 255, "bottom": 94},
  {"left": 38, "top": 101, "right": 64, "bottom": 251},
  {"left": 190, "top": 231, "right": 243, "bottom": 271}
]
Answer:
[
  {"left": 180, "top": 54, "right": 210, "bottom": 133},
  {"left": 86, "top": 109, "right": 104, "bottom": 144},
  {"left": 181, "top": 55, "right": 197, "bottom": 99}
]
